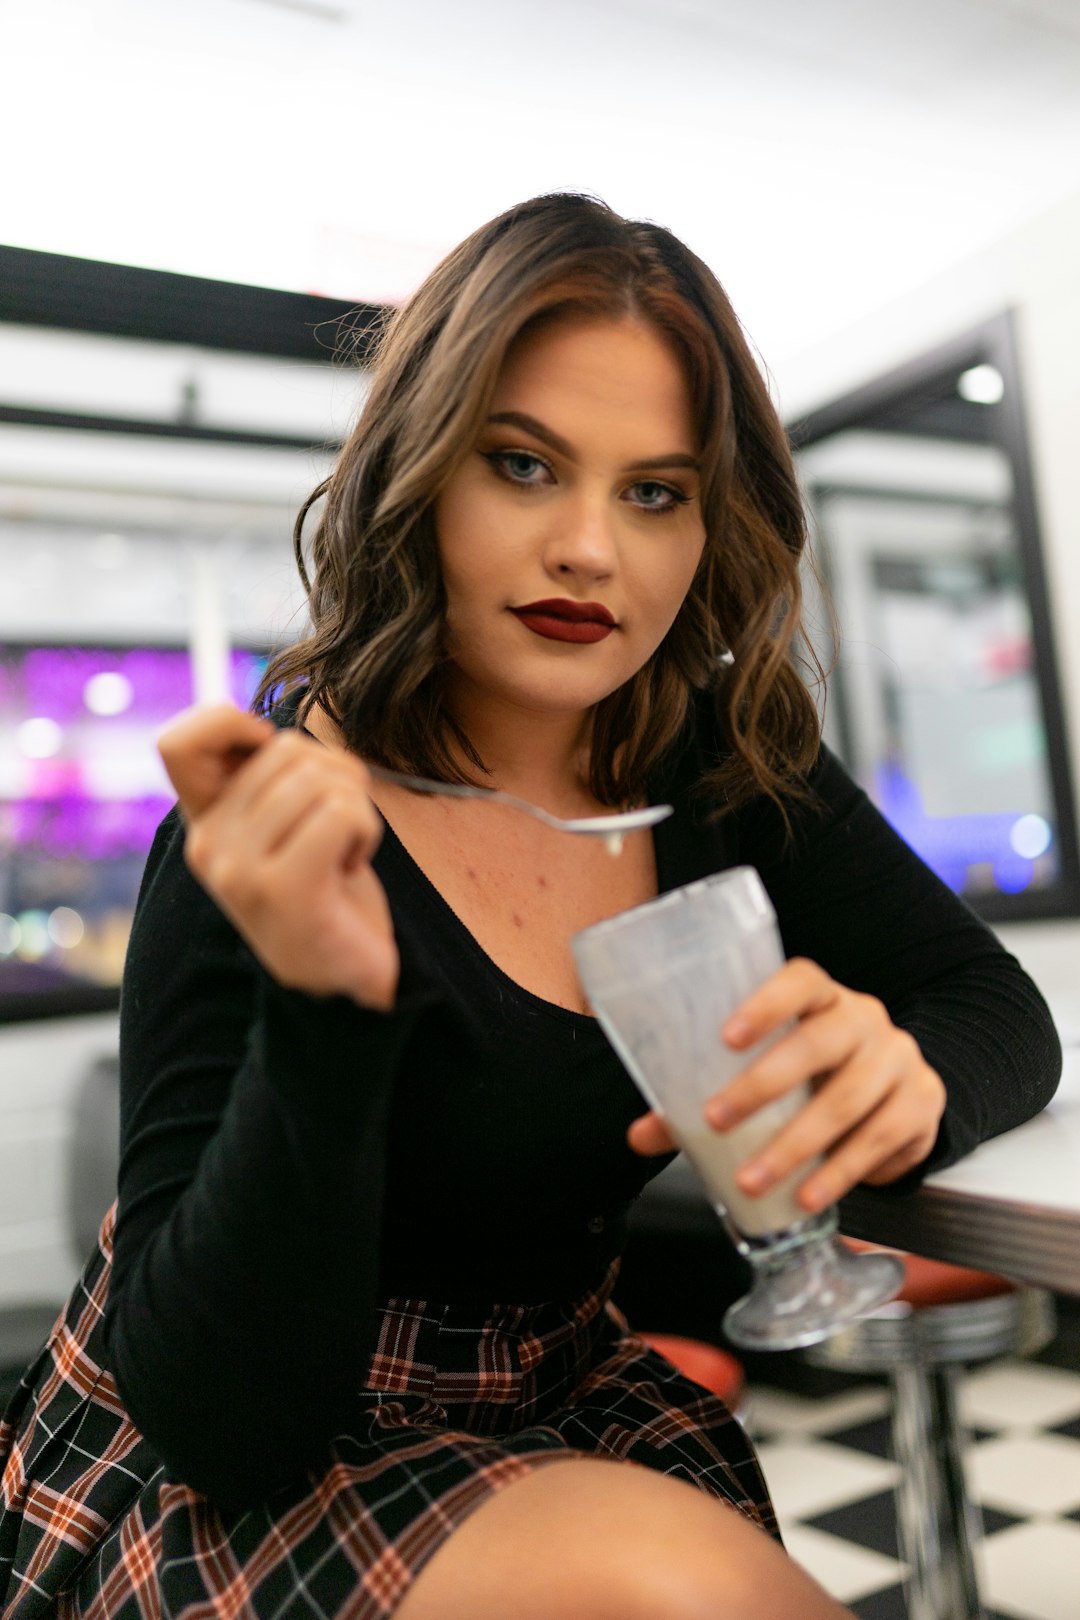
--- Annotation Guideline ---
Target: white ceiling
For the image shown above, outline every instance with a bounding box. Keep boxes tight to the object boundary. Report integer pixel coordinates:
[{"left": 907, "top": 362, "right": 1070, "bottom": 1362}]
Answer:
[{"left": 3, "top": 0, "right": 1080, "bottom": 382}]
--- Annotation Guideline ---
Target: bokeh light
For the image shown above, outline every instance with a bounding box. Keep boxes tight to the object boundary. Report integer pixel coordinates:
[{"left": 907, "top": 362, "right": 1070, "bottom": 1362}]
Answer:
[
  {"left": 17, "top": 717, "right": 64, "bottom": 758},
  {"left": 84, "top": 670, "right": 134, "bottom": 716},
  {"left": 1009, "top": 813, "right": 1052, "bottom": 860},
  {"left": 15, "top": 911, "right": 51, "bottom": 960},
  {"left": 47, "top": 906, "right": 86, "bottom": 949}
]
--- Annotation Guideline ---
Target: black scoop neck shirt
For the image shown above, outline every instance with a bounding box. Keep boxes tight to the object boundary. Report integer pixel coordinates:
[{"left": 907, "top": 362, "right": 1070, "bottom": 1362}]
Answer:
[{"left": 104, "top": 691, "right": 1061, "bottom": 1506}]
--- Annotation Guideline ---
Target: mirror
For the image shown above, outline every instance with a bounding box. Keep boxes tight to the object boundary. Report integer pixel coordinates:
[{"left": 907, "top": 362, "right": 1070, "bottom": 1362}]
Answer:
[{"left": 791, "top": 311, "right": 1080, "bottom": 922}]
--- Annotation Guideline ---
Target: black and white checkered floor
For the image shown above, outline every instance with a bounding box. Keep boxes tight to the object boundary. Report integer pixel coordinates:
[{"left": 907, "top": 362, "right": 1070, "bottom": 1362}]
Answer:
[{"left": 744, "top": 1311, "right": 1080, "bottom": 1620}]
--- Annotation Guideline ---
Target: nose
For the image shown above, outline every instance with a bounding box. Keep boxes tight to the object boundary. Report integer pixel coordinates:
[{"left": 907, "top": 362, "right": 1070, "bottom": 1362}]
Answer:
[{"left": 542, "top": 490, "right": 617, "bottom": 583}]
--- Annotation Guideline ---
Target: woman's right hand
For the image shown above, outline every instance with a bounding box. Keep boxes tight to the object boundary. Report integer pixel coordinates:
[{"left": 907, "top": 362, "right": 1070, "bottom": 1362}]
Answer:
[{"left": 157, "top": 705, "right": 400, "bottom": 1010}]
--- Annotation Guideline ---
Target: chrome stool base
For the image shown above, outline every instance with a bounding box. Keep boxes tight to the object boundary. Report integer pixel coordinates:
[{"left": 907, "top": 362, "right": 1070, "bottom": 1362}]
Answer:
[{"left": 808, "top": 1285, "right": 1055, "bottom": 1620}]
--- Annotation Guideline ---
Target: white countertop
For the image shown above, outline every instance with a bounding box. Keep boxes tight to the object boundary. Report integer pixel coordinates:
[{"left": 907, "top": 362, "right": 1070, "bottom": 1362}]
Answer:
[
  {"left": 841, "top": 1049, "right": 1080, "bottom": 1294},
  {"left": 923, "top": 1048, "right": 1080, "bottom": 1211}
]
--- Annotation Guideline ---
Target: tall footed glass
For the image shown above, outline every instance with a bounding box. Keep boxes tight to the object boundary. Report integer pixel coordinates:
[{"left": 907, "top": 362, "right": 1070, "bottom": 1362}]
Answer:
[{"left": 572, "top": 867, "right": 903, "bottom": 1350}]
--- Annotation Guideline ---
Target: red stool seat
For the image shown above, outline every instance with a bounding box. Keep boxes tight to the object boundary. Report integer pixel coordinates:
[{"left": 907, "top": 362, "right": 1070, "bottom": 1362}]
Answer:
[
  {"left": 842, "top": 1239, "right": 1015, "bottom": 1306},
  {"left": 640, "top": 1332, "right": 744, "bottom": 1405}
]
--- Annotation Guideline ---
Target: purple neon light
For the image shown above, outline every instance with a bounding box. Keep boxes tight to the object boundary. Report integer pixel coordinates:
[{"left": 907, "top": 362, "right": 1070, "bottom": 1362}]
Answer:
[
  {"left": 874, "top": 761, "right": 1055, "bottom": 895},
  {"left": 3, "top": 645, "right": 268, "bottom": 861}
]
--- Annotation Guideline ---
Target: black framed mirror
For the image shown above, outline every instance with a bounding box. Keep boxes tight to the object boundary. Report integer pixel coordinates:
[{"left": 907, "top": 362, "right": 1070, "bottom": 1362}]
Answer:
[{"left": 789, "top": 310, "right": 1080, "bottom": 923}]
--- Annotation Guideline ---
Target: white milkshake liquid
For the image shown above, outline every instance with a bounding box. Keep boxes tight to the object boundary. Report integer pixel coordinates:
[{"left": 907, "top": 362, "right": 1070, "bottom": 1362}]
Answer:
[
  {"left": 676, "top": 1093, "right": 819, "bottom": 1237},
  {"left": 574, "top": 867, "right": 823, "bottom": 1238}
]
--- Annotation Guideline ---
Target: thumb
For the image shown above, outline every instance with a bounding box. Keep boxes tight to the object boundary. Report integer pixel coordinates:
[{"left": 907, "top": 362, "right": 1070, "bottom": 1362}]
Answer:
[
  {"left": 157, "top": 703, "right": 276, "bottom": 820},
  {"left": 627, "top": 1111, "right": 678, "bottom": 1158}
]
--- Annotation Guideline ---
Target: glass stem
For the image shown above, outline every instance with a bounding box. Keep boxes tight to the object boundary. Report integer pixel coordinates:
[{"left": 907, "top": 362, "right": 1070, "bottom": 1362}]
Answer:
[{"left": 736, "top": 1206, "right": 838, "bottom": 1268}]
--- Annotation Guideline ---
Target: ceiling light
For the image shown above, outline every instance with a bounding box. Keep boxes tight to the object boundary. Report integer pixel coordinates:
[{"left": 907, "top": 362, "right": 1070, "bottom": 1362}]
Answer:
[{"left": 958, "top": 364, "right": 1005, "bottom": 404}]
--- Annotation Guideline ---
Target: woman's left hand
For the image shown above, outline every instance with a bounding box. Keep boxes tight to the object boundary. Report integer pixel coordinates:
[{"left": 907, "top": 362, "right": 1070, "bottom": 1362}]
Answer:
[{"left": 626, "top": 957, "right": 947, "bottom": 1215}]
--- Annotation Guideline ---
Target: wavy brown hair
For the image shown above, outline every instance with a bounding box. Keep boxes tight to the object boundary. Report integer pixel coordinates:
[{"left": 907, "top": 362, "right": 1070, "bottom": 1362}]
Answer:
[{"left": 255, "top": 191, "right": 824, "bottom": 815}]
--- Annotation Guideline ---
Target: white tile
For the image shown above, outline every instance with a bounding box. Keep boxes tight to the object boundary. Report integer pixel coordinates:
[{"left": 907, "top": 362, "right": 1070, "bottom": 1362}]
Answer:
[
  {"left": 755, "top": 1438, "right": 898, "bottom": 1522},
  {"left": 958, "top": 1361, "right": 1080, "bottom": 1433},
  {"left": 747, "top": 1383, "right": 891, "bottom": 1441},
  {"left": 978, "top": 1520, "right": 1080, "bottom": 1620},
  {"left": 967, "top": 1433, "right": 1080, "bottom": 1516},
  {"left": 781, "top": 1523, "right": 904, "bottom": 1605}
]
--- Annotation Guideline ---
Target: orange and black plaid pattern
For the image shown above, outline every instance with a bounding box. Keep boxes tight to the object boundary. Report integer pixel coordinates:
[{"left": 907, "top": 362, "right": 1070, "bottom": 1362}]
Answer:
[{"left": 0, "top": 1208, "right": 777, "bottom": 1617}]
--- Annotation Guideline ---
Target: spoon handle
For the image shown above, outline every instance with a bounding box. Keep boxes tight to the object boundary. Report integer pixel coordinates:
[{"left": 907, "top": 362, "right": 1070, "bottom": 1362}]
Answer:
[{"left": 366, "top": 765, "right": 570, "bottom": 829}]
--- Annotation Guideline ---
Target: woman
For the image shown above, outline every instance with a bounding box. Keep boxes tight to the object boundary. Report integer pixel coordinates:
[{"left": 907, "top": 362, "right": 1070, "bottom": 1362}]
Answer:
[{"left": 0, "top": 193, "right": 1060, "bottom": 1619}]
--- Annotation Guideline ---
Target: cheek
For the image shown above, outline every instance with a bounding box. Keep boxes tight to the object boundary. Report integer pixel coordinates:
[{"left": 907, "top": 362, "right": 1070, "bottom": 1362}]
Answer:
[
  {"left": 432, "top": 490, "right": 476, "bottom": 612},
  {"left": 651, "top": 530, "right": 706, "bottom": 612},
  {"left": 433, "top": 478, "right": 507, "bottom": 590}
]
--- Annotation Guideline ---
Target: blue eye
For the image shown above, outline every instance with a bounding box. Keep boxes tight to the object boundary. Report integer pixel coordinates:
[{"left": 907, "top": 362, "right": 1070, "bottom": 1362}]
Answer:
[
  {"left": 484, "top": 450, "right": 552, "bottom": 486},
  {"left": 627, "top": 481, "right": 691, "bottom": 516}
]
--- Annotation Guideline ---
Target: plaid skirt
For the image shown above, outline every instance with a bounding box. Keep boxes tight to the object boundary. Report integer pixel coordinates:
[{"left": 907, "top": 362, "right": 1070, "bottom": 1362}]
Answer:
[{"left": 0, "top": 1205, "right": 779, "bottom": 1619}]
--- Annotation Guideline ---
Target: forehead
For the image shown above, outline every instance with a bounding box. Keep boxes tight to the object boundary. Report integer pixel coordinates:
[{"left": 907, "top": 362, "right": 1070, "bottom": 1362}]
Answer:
[{"left": 491, "top": 314, "right": 697, "bottom": 448}]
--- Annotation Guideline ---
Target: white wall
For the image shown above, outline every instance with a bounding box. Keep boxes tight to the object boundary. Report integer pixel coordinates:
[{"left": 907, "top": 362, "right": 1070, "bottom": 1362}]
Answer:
[{"left": 0, "top": 1014, "right": 118, "bottom": 1306}]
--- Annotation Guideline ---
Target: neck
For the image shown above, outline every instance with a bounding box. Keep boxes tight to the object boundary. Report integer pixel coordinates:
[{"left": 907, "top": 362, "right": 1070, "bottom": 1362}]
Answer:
[
  {"left": 307, "top": 687, "right": 612, "bottom": 817},
  {"left": 441, "top": 676, "right": 603, "bottom": 814}
]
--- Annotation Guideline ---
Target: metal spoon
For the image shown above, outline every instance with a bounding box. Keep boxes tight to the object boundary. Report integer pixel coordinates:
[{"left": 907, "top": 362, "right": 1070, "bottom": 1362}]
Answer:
[{"left": 367, "top": 764, "right": 673, "bottom": 854}]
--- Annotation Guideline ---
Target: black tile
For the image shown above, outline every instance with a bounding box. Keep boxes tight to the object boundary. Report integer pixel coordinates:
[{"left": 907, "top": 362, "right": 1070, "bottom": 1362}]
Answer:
[
  {"left": 979, "top": 1503, "right": 1025, "bottom": 1537},
  {"left": 854, "top": 1586, "right": 1014, "bottom": 1620},
  {"left": 741, "top": 1351, "right": 882, "bottom": 1401},
  {"left": 824, "top": 1415, "right": 893, "bottom": 1459},
  {"left": 805, "top": 1489, "right": 899, "bottom": 1560},
  {"left": 1048, "top": 1413, "right": 1080, "bottom": 1441},
  {"left": 970, "top": 1424, "right": 999, "bottom": 1443},
  {"left": 805, "top": 1488, "right": 1022, "bottom": 1567},
  {"left": 851, "top": 1582, "right": 908, "bottom": 1619},
  {"left": 1032, "top": 1294, "right": 1080, "bottom": 1373}
]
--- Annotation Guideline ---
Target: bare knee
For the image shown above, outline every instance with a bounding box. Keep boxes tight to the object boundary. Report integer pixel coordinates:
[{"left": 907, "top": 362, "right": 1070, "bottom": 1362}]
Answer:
[{"left": 396, "top": 1458, "right": 853, "bottom": 1620}]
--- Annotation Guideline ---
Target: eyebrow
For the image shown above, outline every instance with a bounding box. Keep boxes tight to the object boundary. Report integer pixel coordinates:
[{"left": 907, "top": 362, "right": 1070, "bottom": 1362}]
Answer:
[{"left": 485, "top": 411, "right": 700, "bottom": 473}]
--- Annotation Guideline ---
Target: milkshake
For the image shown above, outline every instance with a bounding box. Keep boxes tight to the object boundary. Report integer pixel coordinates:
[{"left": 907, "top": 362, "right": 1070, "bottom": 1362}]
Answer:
[{"left": 573, "top": 866, "right": 904, "bottom": 1349}]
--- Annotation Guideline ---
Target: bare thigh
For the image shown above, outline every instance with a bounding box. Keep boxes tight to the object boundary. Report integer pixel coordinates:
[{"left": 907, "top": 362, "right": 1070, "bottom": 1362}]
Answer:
[{"left": 395, "top": 1456, "right": 854, "bottom": 1620}]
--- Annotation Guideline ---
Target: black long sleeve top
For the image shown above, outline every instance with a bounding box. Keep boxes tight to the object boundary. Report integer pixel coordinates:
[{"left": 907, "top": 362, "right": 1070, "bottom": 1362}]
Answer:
[{"left": 104, "top": 693, "right": 1062, "bottom": 1509}]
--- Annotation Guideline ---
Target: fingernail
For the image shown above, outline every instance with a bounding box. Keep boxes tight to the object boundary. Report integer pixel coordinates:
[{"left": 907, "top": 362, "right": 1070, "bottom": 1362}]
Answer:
[
  {"left": 738, "top": 1162, "right": 768, "bottom": 1192},
  {"left": 724, "top": 1015, "right": 750, "bottom": 1044},
  {"left": 706, "top": 1098, "right": 732, "bottom": 1128}
]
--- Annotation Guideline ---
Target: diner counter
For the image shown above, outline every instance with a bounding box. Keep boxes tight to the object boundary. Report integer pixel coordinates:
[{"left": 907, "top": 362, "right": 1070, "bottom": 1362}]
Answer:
[{"left": 840, "top": 1048, "right": 1080, "bottom": 1296}]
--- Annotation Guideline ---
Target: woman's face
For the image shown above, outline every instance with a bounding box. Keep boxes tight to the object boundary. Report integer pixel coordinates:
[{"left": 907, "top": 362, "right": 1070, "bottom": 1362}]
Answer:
[{"left": 433, "top": 313, "right": 707, "bottom": 727}]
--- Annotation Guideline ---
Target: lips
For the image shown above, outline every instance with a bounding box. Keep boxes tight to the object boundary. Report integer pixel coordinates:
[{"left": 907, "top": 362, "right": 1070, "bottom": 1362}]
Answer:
[{"left": 511, "top": 599, "right": 617, "bottom": 644}]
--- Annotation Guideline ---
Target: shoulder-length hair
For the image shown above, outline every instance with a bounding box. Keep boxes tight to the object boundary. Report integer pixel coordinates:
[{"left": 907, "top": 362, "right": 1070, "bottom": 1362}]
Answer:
[{"left": 255, "top": 191, "right": 823, "bottom": 815}]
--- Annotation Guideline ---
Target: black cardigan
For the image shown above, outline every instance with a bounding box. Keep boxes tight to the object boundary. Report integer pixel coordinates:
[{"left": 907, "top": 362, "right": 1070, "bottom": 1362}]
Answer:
[{"left": 104, "top": 694, "right": 1061, "bottom": 1507}]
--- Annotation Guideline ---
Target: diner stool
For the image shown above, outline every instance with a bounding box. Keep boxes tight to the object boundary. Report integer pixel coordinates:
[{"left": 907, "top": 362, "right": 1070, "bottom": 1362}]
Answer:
[
  {"left": 641, "top": 1332, "right": 747, "bottom": 1422},
  {"left": 806, "top": 1241, "right": 1056, "bottom": 1620}
]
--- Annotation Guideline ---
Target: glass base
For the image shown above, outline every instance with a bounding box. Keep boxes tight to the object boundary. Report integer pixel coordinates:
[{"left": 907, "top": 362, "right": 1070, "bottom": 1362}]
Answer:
[{"left": 722, "top": 1212, "right": 905, "bottom": 1351}]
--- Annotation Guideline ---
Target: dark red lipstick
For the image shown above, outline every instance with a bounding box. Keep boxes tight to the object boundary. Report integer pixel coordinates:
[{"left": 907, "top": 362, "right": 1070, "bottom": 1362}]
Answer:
[{"left": 511, "top": 598, "right": 617, "bottom": 644}]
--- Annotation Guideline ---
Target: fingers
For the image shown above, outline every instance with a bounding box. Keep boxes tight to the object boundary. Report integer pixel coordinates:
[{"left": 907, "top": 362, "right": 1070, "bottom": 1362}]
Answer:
[
  {"left": 706, "top": 984, "right": 886, "bottom": 1132},
  {"left": 796, "top": 1080, "right": 944, "bottom": 1210},
  {"left": 720, "top": 957, "right": 837, "bottom": 1050},
  {"left": 627, "top": 1111, "right": 677, "bottom": 1157},
  {"left": 187, "top": 742, "right": 383, "bottom": 900},
  {"left": 733, "top": 1049, "right": 942, "bottom": 1214},
  {"left": 690, "top": 958, "right": 947, "bottom": 1211},
  {"left": 225, "top": 743, "right": 382, "bottom": 864},
  {"left": 264, "top": 785, "right": 382, "bottom": 886},
  {"left": 158, "top": 704, "right": 276, "bottom": 819}
]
